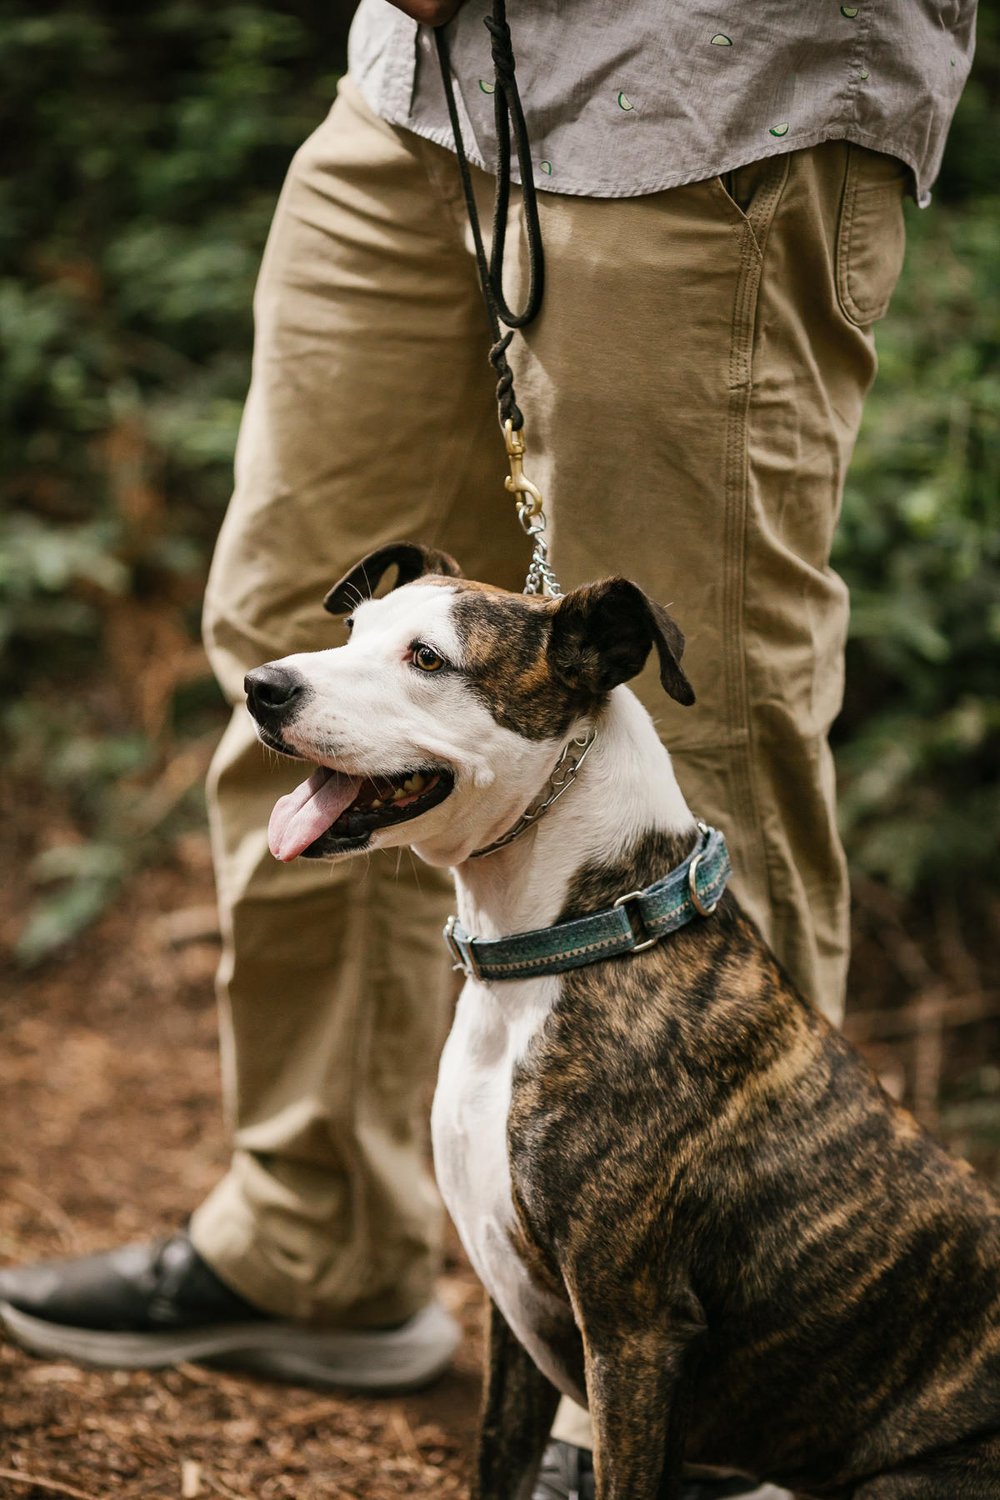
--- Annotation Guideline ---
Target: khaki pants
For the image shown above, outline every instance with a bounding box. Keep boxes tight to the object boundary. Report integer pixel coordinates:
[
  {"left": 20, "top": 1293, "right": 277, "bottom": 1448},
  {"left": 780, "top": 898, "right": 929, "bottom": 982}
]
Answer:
[{"left": 192, "top": 76, "right": 905, "bottom": 1351}]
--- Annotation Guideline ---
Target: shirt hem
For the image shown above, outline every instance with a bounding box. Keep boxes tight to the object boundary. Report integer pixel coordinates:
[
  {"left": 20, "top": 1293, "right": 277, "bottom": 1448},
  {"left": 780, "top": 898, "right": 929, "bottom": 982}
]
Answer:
[{"left": 364, "top": 96, "right": 929, "bottom": 206}]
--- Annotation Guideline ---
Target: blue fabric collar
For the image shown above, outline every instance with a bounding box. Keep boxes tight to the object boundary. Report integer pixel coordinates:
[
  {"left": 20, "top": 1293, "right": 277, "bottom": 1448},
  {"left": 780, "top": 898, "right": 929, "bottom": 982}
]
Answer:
[{"left": 444, "top": 823, "right": 731, "bottom": 983}]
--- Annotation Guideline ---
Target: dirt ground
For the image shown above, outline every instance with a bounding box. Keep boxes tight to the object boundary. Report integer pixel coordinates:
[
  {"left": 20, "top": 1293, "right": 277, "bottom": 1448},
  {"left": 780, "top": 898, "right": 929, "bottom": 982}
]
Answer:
[
  {"left": 1, "top": 823, "right": 997, "bottom": 1500},
  {"left": 0, "top": 835, "right": 484, "bottom": 1500}
]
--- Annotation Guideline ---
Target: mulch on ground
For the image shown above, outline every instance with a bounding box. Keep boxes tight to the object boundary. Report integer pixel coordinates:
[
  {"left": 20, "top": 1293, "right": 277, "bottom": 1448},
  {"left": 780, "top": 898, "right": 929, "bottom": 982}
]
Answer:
[
  {"left": 0, "top": 835, "right": 484, "bottom": 1500},
  {"left": 2, "top": 822, "right": 997, "bottom": 1499}
]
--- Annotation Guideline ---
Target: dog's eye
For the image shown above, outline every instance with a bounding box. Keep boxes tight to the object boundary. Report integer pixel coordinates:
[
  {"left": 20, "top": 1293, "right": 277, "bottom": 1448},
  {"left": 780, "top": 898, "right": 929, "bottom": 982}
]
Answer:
[
  {"left": 343, "top": 617, "right": 354, "bottom": 634},
  {"left": 410, "top": 643, "right": 446, "bottom": 673}
]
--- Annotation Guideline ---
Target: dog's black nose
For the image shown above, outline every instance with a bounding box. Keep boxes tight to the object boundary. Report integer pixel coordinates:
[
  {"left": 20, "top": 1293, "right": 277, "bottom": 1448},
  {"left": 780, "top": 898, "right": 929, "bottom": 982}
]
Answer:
[{"left": 245, "top": 665, "right": 307, "bottom": 724}]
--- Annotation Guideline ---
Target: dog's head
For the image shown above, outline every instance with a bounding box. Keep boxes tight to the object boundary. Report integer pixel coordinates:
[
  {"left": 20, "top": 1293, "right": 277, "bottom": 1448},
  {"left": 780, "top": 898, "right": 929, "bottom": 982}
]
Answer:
[{"left": 246, "top": 542, "right": 694, "bottom": 867}]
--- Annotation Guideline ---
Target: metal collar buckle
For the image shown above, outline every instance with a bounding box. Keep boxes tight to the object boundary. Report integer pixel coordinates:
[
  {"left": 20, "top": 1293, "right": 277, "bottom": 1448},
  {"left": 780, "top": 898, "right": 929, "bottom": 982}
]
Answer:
[
  {"left": 444, "top": 915, "right": 481, "bottom": 981},
  {"left": 613, "top": 889, "right": 661, "bottom": 954}
]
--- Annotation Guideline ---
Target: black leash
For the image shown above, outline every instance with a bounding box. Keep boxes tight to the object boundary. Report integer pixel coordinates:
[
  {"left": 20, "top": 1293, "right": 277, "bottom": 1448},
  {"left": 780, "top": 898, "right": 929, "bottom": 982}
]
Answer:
[{"left": 434, "top": 0, "right": 544, "bottom": 432}]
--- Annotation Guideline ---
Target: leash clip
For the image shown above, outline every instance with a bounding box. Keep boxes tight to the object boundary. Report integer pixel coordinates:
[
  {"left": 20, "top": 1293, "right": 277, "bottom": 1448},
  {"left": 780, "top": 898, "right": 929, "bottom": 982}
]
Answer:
[
  {"left": 504, "top": 418, "right": 544, "bottom": 523},
  {"left": 504, "top": 419, "right": 563, "bottom": 597}
]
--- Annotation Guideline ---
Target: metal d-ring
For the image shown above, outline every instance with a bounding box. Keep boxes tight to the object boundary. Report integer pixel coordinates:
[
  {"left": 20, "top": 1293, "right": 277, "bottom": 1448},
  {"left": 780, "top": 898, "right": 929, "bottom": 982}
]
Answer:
[
  {"left": 688, "top": 852, "right": 719, "bottom": 918},
  {"left": 613, "top": 889, "right": 661, "bottom": 953}
]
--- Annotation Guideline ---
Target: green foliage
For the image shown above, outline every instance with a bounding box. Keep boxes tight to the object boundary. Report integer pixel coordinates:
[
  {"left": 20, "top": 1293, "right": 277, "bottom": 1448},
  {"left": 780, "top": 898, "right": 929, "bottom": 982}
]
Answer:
[
  {"left": 0, "top": 1, "right": 997, "bottom": 959},
  {"left": 835, "top": 197, "right": 1000, "bottom": 895},
  {"left": 934, "top": 6, "right": 1000, "bottom": 203},
  {"left": 0, "top": 1, "right": 346, "bottom": 960},
  {"left": 0, "top": 1, "right": 345, "bottom": 517},
  {"left": 833, "top": 7, "right": 1000, "bottom": 904}
]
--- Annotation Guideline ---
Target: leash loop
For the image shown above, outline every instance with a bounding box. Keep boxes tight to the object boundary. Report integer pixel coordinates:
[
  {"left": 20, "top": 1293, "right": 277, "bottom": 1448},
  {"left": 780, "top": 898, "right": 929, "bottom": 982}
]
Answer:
[
  {"left": 481, "top": 6, "right": 545, "bottom": 330},
  {"left": 436, "top": 5, "right": 562, "bottom": 597},
  {"left": 434, "top": 6, "right": 543, "bottom": 430}
]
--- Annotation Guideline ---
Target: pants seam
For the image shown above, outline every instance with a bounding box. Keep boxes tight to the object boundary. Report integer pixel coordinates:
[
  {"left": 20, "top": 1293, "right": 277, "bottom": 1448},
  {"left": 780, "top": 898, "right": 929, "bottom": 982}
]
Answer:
[{"left": 722, "top": 173, "right": 786, "bottom": 938}]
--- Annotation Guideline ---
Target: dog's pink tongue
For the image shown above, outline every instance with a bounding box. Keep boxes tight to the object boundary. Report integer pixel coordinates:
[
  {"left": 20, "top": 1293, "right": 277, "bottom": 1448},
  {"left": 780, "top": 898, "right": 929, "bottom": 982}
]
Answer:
[{"left": 268, "top": 767, "right": 362, "bottom": 861}]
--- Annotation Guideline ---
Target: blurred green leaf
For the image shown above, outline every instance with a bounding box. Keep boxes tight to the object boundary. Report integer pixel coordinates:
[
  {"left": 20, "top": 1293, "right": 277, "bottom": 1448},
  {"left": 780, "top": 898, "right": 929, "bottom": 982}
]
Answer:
[
  {"left": 834, "top": 197, "right": 1000, "bottom": 896},
  {"left": 0, "top": 0, "right": 996, "bottom": 962},
  {"left": 15, "top": 866, "right": 126, "bottom": 967}
]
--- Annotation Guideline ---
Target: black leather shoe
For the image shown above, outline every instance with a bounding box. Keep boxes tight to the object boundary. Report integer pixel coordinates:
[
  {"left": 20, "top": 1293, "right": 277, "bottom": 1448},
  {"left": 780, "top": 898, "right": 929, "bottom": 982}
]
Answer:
[
  {"left": 531, "top": 1442, "right": 791, "bottom": 1500},
  {"left": 0, "top": 1231, "right": 459, "bottom": 1390},
  {"left": 0, "top": 1232, "right": 262, "bottom": 1332}
]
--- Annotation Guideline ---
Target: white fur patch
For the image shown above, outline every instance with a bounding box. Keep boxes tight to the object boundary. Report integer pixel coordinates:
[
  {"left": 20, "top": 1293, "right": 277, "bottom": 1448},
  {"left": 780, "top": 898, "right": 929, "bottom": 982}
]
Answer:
[
  {"left": 431, "top": 974, "right": 587, "bottom": 1406},
  {"left": 255, "top": 580, "right": 698, "bottom": 1399},
  {"left": 432, "top": 688, "right": 695, "bottom": 1407},
  {"left": 263, "top": 584, "right": 575, "bottom": 866}
]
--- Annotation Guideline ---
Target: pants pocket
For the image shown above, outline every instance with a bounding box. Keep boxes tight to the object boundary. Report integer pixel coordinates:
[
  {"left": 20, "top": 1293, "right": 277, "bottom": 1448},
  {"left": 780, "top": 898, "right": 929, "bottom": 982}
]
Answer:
[
  {"left": 836, "top": 143, "right": 907, "bottom": 327},
  {"left": 715, "top": 157, "right": 787, "bottom": 222}
]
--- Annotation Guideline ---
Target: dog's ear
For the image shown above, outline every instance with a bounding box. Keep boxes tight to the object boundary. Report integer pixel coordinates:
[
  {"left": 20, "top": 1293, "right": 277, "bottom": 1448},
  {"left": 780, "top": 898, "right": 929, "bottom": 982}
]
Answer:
[
  {"left": 548, "top": 577, "right": 695, "bottom": 705},
  {"left": 324, "top": 542, "right": 463, "bottom": 615}
]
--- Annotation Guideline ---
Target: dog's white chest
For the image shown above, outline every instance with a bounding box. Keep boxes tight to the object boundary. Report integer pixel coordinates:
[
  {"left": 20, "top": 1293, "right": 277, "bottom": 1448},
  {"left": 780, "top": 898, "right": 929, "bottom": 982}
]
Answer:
[{"left": 431, "top": 978, "right": 580, "bottom": 1401}]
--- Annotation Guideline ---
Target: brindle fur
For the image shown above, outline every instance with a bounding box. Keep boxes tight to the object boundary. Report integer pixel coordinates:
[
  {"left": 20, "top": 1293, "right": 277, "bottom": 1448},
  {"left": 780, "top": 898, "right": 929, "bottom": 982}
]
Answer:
[
  {"left": 308, "top": 548, "right": 1000, "bottom": 1498},
  {"left": 498, "top": 830, "right": 1000, "bottom": 1498}
]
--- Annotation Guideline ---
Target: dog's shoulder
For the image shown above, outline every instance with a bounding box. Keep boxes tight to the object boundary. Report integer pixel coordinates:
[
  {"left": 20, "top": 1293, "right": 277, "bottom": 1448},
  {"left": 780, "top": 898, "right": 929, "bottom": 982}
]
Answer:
[
  {"left": 506, "top": 826, "right": 1000, "bottom": 1296},
  {"left": 508, "top": 826, "right": 814, "bottom": 1130}
]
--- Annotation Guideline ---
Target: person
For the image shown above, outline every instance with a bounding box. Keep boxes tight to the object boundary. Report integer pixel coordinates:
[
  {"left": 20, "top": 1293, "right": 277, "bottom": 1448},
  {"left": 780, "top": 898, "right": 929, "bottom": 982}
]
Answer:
[{"left": 0, "top": 2, "right": 976, "bottom": 1496}]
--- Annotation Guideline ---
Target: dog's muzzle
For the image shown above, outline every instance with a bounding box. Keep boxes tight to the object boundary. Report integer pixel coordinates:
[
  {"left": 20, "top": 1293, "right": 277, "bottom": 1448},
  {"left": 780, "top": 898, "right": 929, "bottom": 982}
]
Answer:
[
  {"left": 244, "top": 665, "right": 457, "bottom": 860},
  {"left": 245, "top": 665, "right": 309, "bottom": 737}
]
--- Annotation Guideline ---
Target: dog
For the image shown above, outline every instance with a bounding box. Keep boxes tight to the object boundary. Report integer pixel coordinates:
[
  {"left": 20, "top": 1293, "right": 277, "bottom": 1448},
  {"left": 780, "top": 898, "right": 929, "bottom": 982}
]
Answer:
[{"left": 245, "top": 542, "right": 1000, "bottom": 1500}]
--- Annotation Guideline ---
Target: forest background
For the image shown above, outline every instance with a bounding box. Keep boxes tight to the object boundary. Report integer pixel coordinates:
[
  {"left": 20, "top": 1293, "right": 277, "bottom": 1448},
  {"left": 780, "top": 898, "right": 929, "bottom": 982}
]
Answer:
[
  {"left": 0, "top": 6, "right": 998, "bottom": 1496},
  {"left": 1, "top": 2, "right": 998, "bottom": 1150}
]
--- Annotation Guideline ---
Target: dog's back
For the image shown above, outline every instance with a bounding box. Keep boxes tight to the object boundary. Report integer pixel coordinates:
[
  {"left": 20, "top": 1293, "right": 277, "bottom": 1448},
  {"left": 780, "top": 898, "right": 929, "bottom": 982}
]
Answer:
[{"left": 506, "top": 827, "right": 1000, "bottom": 1495}]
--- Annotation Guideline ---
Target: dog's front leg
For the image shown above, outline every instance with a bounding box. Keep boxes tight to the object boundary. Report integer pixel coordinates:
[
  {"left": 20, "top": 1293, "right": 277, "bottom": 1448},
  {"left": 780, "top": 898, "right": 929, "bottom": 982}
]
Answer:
[
  {"left": 581, "top": 1295, "right": 705, "bottom": 1500},
  {"left": 474, "top": 1299, "right": 561, "bottom": 1500}
]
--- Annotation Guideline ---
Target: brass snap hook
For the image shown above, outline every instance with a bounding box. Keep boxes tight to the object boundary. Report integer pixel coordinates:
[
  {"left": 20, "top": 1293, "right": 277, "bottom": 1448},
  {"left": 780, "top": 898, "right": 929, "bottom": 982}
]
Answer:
[{"left": 504, "top": 419, "right": 544, "bottom": 520}]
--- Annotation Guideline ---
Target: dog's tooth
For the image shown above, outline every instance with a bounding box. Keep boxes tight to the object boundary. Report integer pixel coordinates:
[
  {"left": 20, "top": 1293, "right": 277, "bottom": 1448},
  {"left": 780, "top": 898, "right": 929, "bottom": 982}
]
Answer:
[{"left": 407, "top": 773, "right": 425, "bottom": 793}]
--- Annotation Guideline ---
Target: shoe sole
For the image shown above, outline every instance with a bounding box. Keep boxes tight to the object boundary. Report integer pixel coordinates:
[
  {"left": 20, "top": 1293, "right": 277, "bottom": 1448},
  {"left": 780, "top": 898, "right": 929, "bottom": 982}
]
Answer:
[{"left": 0, "top": 1298, "right": 460, "bottom": 1392}]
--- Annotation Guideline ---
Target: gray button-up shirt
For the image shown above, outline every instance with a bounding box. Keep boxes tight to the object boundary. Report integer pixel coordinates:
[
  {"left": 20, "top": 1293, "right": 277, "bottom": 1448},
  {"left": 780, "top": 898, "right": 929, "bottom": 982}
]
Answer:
[{"left": 348, "top": 0, "right": 975, "bottom": 206}]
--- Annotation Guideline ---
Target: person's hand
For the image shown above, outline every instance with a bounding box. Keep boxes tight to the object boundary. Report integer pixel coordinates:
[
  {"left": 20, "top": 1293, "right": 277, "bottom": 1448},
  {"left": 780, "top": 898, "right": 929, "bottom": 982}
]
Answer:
[{"left": 387, "top": 0, "right": 466, "bottom": 25}]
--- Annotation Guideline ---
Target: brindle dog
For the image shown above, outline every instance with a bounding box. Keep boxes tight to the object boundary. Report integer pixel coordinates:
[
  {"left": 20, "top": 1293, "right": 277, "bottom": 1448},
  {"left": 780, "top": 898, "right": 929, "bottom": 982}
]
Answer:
[{"left": 245, "top": 544, "right": 1000, "bottom": 1500}]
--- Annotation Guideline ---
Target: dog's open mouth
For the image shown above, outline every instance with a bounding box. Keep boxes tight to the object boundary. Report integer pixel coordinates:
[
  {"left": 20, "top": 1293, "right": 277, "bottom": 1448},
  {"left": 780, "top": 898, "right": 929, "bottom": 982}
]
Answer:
[{"left": 268, "top": 764, "right": 453, "bottom": 861}]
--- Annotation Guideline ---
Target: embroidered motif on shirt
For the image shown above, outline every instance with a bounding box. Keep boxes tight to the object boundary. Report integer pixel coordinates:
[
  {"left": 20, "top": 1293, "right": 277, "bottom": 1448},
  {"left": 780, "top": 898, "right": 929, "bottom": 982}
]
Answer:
[{"left": 348, "top": 0, "right": 974, "bottom": 206}]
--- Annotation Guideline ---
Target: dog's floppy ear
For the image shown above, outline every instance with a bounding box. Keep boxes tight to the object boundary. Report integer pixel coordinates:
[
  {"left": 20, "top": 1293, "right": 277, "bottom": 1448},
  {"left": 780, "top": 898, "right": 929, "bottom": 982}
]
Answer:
[
  {"left": 324, "top": 542, "right": 463, "bottom": 615},
  {"left": 548, "top": 577, "right": 695, "bottom": 705}
]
